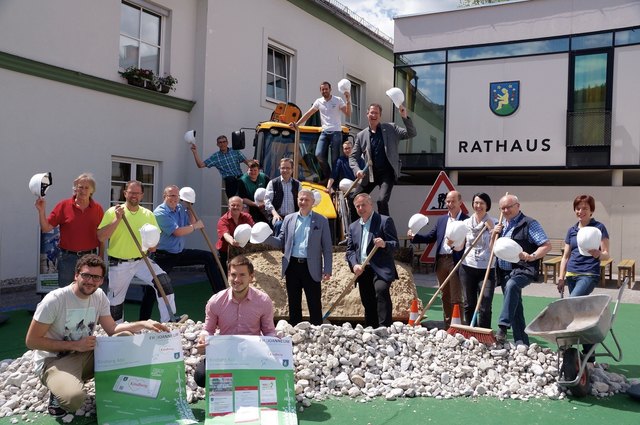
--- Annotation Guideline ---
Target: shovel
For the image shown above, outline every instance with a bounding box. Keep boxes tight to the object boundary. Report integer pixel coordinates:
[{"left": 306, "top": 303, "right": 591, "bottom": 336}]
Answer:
[
  {"left": 121, "top": 215, "right": 186, "bottom": 323},
  {"left": 183, "top": 202, "right": 229, "bottom": 288},
  {"left": 323, "top": 245, "right": 379, "bottom": 322}
]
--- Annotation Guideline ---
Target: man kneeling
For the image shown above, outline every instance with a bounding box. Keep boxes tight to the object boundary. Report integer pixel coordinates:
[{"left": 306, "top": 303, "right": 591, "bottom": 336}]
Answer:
[{"left": 25, "top": 254, "right": 168, "bottom": 417}]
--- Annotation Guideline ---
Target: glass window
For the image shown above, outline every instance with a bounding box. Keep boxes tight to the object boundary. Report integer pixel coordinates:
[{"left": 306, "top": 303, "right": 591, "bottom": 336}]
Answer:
[
  {"left": 615, "top": 28, "right": 640, "bottom": 46},
  {"left": 395, "top": 51, "right": 445, "bottom": 66},
  {"left": 449, "top": 38, "right": 569, "bottom": 62},
  {"left": 119, "top": 1, "right": 162, "bottom": 74},
  {"left": 111, "top": 158, "right": 158, "bottom": 208},
  {"left": 346, "top": 78, "right": 362, "bottom": 127},
  {"left": 568, "top": 52, "right": 611, "bottom": 146},
  {"left": 571, "top": 33, "right": 612, "bottom": 51},
  {"left": 394, "top": 64, "right": 445, "bottom": 154},
  {"left": 266, "top": 46, "right": 291, "bottom": 102}
]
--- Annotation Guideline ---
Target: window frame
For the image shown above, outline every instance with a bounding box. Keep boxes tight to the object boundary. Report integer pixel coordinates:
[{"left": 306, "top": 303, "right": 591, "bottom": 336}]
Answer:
[
  {"left": 345, "top": 77, "right": 364, "bottom": 128},
  {"left": 110, "top": 157, "right": 159, "bottom": 210},
  {"left": 119, "top": 0, "right": 169, "bottom": 75},
  {"left": 264, "top": 42, "right": 295, "bottom": 104}
]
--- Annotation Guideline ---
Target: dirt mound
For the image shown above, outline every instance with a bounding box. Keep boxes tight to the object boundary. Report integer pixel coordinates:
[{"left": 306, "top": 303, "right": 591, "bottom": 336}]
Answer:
[{"left": 243, "top": 249, "right": 421, "bottom": 322}]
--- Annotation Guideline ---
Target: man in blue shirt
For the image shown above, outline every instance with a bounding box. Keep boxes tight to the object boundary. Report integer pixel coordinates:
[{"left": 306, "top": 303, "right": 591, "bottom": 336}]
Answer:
[
  {"left": 139, "top": 185, "right": 225, "bottom": 320},
  {"left": 494, "top": 194, "right": 551, "bottom": 345},
  {"left": 190, "top": 135, "right": 252, "bottom": 198}
]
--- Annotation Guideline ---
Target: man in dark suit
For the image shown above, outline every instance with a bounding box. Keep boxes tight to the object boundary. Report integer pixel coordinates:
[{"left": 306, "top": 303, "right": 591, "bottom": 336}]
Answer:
[
  {"left": 349, "top": 102, "right": 416, "bottom": 216},
  {"left": 409, "top": 190, "right": 468, "bottom": 329},
  {"left": 346, "top": 193, "right": 399, "bottom": 328},
  {"left": 265, "top": 189, "right": 332, "bottom": 325}
]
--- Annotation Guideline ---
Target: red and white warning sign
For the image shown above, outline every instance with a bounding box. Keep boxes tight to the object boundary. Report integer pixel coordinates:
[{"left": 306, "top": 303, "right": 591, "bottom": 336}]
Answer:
[{"left": 416, "top": 171, "right": 468, "bottom": 264}]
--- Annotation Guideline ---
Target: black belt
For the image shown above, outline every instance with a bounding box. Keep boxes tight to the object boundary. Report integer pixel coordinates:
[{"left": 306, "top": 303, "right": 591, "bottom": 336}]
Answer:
[
  {"left": 439, "top": 254, "right": 454, "bottom": 259},
  {"left": 108, "top": 256, "right": 142, "bottom": 264},
  {"left": 60, "top": 248, "right": 97, "bottom": 256},
  {"left": 291, "top": 256, "right": 307, "bottom": 263}
]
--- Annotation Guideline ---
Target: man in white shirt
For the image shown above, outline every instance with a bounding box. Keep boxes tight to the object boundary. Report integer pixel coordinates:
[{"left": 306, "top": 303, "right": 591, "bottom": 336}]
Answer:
[{"left": 295, "top": 81, "right": 351, "bottom": 180}]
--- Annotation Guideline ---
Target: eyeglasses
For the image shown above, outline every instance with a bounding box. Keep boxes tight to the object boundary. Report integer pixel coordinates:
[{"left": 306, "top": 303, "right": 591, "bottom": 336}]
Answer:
[
  {"left": 500, "top": 203, "right": 518, "bottom": 210},
  {"left": 79, "top": 272, "right": 104, "bottom": 282},
  {"left": 217, "top": 140, "right": 228, "bottom": 144}
]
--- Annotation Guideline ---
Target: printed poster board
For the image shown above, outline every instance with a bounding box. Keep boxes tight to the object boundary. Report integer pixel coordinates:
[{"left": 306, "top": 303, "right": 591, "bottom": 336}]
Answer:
[
  {"left": 94, "top": 330, "right": 196, "bottom": 425},
  {"left": 205, "top": 335, "right": 297, "bottom": 425},
  {"left": 37, "top": 227, "right": 60, "bottom": 293}
]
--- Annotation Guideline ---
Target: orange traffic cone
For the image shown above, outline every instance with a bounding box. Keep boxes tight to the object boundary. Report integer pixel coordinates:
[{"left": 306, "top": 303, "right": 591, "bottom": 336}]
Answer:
[
  {"left": 450, "top": 304, "right": 462, "bottom": 326},
  {"left": 408, "top": 298, "right": 420, "bottom": 326}
]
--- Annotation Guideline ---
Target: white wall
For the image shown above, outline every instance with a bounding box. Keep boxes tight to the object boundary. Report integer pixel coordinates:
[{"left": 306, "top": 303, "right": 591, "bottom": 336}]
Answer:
[
  {"left": 0, "top": 0, "right": 393, "bottom": 280},
  {"left": 446, "top": 54, "right": 567, "bottom": 167},
  {"left": 611, "top": 45, "right": 640, "bottom": 165},
  {"left": 394, "top": 0, "right": 640, "bottom": 52}
]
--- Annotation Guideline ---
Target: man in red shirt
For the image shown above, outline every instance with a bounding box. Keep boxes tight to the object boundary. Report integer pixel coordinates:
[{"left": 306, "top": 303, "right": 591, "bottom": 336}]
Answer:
[
  {"left": 35, "top": 173, "right": 104, "bottom": 287},
  {"left": 216, "top": 196, "right": 254, "bottom": 271},
  {"left": 193, "top": 255, "right": 275, "bottom": 387}
]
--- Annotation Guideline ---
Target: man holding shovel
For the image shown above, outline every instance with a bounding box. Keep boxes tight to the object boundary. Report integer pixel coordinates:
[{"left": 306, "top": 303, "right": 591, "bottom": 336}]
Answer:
[
  {"left": 97, "top": 181, "right": 179, "bottom": 323},
  {"left": 137, "top": 185, "right": 226, "bottom": 320},
  {"left": 347, "top": 193, "right": 399, "bottom": 328}
]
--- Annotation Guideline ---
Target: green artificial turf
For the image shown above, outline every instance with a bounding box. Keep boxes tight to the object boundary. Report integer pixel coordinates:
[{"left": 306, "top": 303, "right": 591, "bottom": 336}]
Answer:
[{"left": 1, "top": 282, "right": 639, "bottom": 425}]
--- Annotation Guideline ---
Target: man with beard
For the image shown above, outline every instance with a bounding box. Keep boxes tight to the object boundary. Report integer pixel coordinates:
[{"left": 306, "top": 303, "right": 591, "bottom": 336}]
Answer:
[
  {"left": 97, "top": 180, "right": 179, "bottom": 323},
  {"left": 26, "top": 254, "right": 168, "bottom": 417}
]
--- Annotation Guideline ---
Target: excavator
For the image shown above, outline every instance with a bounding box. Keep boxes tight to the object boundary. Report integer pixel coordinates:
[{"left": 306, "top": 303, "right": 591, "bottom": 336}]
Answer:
[{"left": 232, "top": 102, "right": 352, "bottom": 241}]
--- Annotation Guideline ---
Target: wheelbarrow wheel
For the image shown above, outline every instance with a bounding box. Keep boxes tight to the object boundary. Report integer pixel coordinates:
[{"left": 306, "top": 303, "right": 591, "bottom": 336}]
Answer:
[{"left": 562, "top": 348, "right": 591, "bottom": 397}]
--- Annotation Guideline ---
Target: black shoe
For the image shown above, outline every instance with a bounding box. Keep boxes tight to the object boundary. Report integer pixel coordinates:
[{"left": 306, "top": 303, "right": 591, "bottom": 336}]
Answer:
[
  {"left": 48, "top": 393, "right": 67, "bottom": 417},
  {"left": 496, "top": 327, "right": 507, "bottom": 344}
]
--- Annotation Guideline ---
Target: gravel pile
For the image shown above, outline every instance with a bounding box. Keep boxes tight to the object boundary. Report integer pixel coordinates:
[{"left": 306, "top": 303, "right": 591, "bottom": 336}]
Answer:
[{"left": 0, "top": 320, "right": 633, "bottom": 420}]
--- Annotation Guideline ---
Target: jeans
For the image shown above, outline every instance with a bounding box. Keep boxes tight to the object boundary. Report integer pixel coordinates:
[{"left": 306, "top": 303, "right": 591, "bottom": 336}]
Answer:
[
  {"left": 352, "top": 172, "right": 395, "bottom": 216},
  {"left": 223, "top": 176, "right": 241, "bottom": 199},
  {"left": 497, "top": 269, "right": 533, "bottom": 345},
  {"left": 567, "top": 274, "right": 599, "bottom": 361},
  {"left": 315, "top": 131, "right": 343, "bottom": 180},
  {"left": 57, "top": 251, "right": 82, "bottom": 288},
  {"left": 567, "top": 274, "right": 598, "bottom": 297}
]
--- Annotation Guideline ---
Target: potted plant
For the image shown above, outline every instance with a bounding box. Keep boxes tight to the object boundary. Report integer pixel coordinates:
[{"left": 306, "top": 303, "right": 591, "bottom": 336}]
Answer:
[
  {"left": 119, "top": 66, "right": 155, "bottom": 88},
  {"left": 155, "top": 74, "right": 178, "bottom": 93}
]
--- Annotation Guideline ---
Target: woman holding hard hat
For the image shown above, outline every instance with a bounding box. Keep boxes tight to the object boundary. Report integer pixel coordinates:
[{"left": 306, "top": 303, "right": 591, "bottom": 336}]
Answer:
[
  {"left": 557, "top": 195, "right": 610, "bottom": 297},
  {"left": 557, "top": 195, "right": 609, "bottom": 363},
  {"left": 456, "top": 193, "right": 498, "bottom": 328}
]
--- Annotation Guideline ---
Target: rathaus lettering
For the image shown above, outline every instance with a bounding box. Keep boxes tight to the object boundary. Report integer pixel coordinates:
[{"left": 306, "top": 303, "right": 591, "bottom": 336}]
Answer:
[{"left": 458, "top": 139, "right": 551, "bottom": 153}]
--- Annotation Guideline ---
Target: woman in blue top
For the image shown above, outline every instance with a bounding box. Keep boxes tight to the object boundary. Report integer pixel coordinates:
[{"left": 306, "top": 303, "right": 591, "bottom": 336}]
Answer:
[
  {"left": 558, "top": 195, "right": 610, "bottom": 297},
  {"left": 557, "top": 195, "right": 610, "bottom": 363}
]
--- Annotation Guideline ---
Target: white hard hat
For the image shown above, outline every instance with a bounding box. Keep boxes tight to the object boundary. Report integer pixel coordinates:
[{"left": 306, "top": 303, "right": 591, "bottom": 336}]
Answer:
[
  {"left": 339, "top": 178, "right": 353, "bottom": 193},
  {"left": 29, "top": 172, "right": 53, "bottom": 197},
  {"left": 577, "top": 227, "right": 602, "bottom": 256},
  {"left": 385, "top": 87, "right": 405, "bottom": 108},
  {"left": 233, "top": 224, "right": 252, "bottom": 248},
  {"left": 338, "top": 78, "right": 351, "bottom": 93},
  {"left": 445, "top": 221, "right": 467, "bottom": 246},
  {"left": 179, "top": 187, "right": 196, "bottom": 203},
  {"left": 139, "top": 223, "right": 161, "bottom": 251},
  {"left": 493, "top": 237, "right": 523, "bottom": 263},
  {"left": 313, "top": 190, "right": 321, "bottom": 207},
  {"left": 184, "top": 130, "right": 196, "bottom": 144},
  {"left": 254, "top": 188, "right": 267, "bottom": 203},
  {"left": 250, "top": 222, "right": 272, "bottom": 244},
  {"left": 408, "top": 214, "right": 429, "bottom": 234}
]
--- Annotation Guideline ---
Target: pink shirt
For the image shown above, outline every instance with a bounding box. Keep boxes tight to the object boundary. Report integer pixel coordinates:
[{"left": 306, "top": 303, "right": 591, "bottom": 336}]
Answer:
[{"left": 204, "top": 286, "right": 276, "bottom": 336}]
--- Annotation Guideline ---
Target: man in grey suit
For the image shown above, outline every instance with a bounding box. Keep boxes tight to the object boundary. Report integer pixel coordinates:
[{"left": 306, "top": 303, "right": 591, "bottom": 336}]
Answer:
[
  {"left": 346, "top": 193, "right": 399, "bottom": 327},
  {"left": 349, "top": 102, "right": 416, "bottom": 216},
  {"left": 265, "top": 189, "right": 332, "bottom": 325}
]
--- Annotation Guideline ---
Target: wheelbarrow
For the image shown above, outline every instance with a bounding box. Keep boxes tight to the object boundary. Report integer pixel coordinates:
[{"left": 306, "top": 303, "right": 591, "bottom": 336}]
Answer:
[{"left": 525, "top": 280, "right": 625, "bottom": 397}]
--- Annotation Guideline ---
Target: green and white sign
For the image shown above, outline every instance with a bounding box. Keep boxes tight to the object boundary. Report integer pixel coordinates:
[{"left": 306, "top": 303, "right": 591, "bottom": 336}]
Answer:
[
  {"left": 95, "top": 330, "right": 196, "bottom": 425},
  {"left": 205, "top": 335, "right": 297, "bottom": 425}
]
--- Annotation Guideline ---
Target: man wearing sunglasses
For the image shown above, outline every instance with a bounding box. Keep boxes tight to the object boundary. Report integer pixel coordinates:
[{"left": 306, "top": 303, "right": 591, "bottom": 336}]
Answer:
[{"left": 26, "top": 254, "right": 168, "bottom": 417}]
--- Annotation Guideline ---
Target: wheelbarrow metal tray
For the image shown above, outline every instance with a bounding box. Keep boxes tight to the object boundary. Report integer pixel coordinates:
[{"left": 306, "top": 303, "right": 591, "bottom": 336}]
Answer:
[{"left": 526, "top": 294, "right": 612, "bottom": 346}]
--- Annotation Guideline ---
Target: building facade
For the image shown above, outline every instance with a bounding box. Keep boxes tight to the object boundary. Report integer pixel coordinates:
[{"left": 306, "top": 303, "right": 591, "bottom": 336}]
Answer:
[
  {"left": 389, "top": 0, "right": 640, "bottom": 267},
  {"left": 0, "top": 0, "right": 393, "bottom": 280}
]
